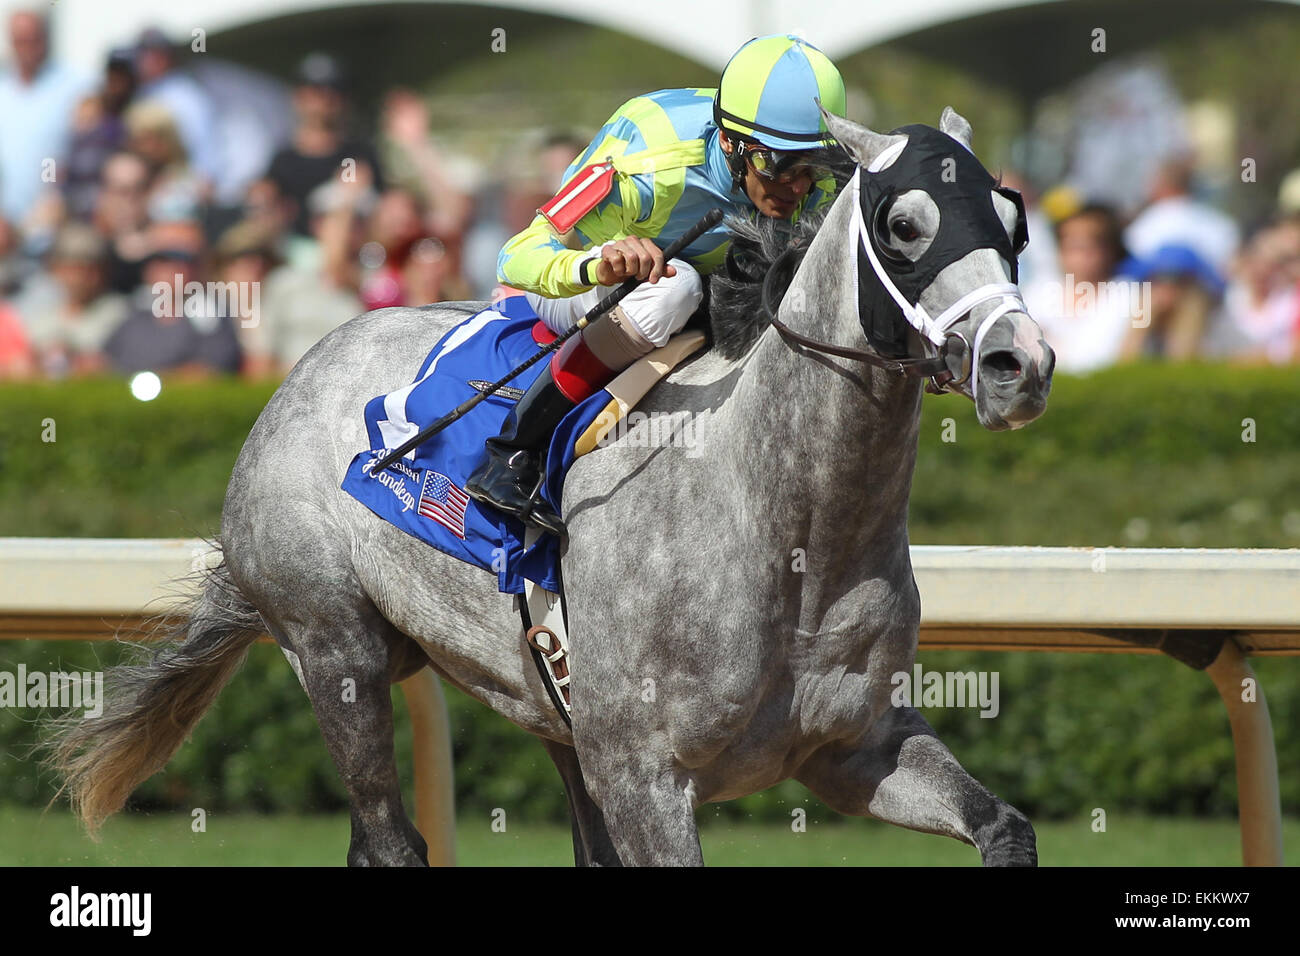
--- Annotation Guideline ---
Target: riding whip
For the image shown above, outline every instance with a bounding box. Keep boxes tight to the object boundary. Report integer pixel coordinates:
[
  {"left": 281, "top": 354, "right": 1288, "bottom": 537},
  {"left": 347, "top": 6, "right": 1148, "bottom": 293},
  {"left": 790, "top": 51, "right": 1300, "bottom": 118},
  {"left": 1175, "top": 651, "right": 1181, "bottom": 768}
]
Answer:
[{"left": 370, "top": 207, "right": 724, "bottom": 475}]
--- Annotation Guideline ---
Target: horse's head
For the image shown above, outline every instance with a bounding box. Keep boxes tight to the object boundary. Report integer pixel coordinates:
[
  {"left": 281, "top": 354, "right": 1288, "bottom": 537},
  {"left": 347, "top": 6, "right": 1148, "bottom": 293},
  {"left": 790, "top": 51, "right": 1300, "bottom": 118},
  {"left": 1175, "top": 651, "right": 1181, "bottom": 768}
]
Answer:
[{"left": 822, "top": 107, "right": 1054, "bottom": 430}]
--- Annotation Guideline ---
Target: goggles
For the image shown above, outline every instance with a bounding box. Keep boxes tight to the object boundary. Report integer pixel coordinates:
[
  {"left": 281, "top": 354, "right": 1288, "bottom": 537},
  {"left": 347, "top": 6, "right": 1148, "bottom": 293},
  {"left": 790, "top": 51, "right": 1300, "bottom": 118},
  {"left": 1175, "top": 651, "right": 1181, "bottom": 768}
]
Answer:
[{"left": 738, "top": 141, "right": 834, "bottom": 183}]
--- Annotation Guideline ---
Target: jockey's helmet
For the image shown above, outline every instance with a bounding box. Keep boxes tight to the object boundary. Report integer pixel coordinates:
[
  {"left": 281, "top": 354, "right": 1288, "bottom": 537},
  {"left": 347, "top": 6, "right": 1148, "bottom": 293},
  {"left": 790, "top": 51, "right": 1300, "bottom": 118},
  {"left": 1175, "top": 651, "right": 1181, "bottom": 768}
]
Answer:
[{"left": 713, "top": 34, "right": 846, "bottom": 152}]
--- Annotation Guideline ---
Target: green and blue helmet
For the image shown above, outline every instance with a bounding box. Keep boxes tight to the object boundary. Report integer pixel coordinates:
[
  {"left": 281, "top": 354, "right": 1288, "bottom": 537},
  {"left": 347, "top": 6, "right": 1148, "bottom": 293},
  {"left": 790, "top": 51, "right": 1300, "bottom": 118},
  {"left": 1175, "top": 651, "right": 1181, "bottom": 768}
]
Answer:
[{"left": 713, "top": 34, "right": 847, "bottom": 151}]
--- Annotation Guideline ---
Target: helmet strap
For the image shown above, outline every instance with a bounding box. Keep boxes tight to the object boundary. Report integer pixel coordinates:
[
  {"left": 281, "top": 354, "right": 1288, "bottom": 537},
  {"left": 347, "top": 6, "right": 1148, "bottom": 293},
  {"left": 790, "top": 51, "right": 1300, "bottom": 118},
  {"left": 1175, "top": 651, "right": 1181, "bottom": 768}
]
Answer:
[
  {"left": 715, "top": 94, "right": 752, "bottom": 195},
  {"left": 727, "top": 139, "right": 749, "bottom": 194}
]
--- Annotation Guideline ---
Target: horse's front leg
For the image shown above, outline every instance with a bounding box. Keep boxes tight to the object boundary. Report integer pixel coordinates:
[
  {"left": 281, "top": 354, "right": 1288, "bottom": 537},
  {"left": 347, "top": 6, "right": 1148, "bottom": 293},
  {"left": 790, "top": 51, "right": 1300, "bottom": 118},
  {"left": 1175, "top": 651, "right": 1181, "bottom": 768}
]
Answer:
[
  {"left": 574, "top": 755, "right": 704, "bottom": 866},
  {"left": 570, "top": 705, "right": 704, "bottom": 866},
  {"left": 797, "top": 703, "right": 1037, "bottom": 866}
]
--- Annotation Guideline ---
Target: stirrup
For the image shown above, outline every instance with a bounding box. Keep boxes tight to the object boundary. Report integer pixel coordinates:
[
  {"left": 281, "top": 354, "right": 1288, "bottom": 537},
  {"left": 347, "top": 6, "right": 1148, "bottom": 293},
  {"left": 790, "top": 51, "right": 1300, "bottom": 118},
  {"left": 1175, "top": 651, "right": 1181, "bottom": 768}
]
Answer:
[
  {"left": 525, "top": 623, "right": 570, "bottom": 711},
  {"left": 517, "top": 471, "right": 566, "bottom": 538}
]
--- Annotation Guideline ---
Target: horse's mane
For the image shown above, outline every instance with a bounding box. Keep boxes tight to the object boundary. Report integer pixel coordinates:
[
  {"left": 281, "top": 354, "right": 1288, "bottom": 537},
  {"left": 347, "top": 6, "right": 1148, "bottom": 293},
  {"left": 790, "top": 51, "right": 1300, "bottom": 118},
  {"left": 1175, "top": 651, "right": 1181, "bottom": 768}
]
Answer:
[{"left": 707, "top": 205, "right": 830, "bottom": 360}]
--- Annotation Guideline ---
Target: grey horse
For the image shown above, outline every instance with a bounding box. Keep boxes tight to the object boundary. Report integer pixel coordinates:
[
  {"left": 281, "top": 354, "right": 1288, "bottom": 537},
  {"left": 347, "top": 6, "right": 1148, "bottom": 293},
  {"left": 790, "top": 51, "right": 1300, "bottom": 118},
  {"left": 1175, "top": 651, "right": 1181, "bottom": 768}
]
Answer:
[{"left": 52, "top": 108, "right": 1054, "bottom": 866}]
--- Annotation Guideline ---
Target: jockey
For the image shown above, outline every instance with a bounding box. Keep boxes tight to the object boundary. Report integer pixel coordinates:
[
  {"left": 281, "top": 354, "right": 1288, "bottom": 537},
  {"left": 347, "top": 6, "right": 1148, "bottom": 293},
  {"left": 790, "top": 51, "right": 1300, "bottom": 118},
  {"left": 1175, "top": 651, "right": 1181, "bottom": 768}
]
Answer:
[{"left": 465, "top": 34, "right": 847, "bottom": 535}]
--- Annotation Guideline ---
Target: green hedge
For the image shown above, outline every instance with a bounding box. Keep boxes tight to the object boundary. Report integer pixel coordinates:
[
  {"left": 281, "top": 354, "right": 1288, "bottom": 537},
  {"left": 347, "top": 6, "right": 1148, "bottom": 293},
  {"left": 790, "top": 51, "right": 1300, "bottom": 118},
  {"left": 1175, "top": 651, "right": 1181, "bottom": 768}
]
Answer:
[
  {"left": 3, "top": 363, "right": 1297, "bottom": 544},
  {"left": 1, "top": 364, "right": 1297, "bottom": 823}
]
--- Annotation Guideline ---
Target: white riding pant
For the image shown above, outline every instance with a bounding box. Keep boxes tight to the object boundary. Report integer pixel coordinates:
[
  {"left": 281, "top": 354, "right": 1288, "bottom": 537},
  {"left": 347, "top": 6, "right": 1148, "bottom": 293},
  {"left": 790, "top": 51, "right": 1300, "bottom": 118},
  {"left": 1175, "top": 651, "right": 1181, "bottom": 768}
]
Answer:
[{"left": 525, "top": 258, "right": 703, "bottom": 351}]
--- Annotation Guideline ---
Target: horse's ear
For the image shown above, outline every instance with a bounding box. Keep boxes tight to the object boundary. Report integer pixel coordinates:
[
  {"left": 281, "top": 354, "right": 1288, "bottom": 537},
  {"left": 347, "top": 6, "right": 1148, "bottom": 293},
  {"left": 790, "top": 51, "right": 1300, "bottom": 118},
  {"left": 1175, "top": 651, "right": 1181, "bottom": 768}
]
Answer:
[
  {"left": 939, "top": 106, "right": 973, "bottom": 151},
  {"left": 818, "top": 104, "right": 906, "bottom": 169}
]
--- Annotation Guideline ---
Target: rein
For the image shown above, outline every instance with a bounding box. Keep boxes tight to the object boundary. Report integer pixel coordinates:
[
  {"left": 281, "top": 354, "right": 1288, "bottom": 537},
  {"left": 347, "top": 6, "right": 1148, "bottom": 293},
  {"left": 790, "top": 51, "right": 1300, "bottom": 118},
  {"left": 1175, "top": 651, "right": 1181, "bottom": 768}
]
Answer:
[{"left": 760, "top": 241, "right": 950, "bottom": 380}]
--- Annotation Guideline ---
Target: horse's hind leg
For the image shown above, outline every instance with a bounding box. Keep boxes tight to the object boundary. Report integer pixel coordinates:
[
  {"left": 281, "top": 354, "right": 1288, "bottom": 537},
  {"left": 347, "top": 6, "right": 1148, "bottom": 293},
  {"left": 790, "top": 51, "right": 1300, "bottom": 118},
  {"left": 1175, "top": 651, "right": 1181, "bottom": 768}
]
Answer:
[
  {"left": 539, "top": 739, "right": 621, "bottom": 867},
  {"left": 797, "top": 704, "right": 1037, "bottom": 866},
  {"left": 266, "top": 605, "right": 430, "bottom": 867}
]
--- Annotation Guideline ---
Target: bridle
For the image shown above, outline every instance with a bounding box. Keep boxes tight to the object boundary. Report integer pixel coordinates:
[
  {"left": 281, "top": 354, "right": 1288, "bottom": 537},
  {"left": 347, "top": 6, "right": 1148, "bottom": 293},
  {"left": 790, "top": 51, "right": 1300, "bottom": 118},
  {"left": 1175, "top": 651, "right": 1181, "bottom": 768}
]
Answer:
[
  {"left": 761, "top": 242, "right": 953, "bottom": 385},
  {"left": 764, "top": 139, "right": 1029, "bottom": 398}
]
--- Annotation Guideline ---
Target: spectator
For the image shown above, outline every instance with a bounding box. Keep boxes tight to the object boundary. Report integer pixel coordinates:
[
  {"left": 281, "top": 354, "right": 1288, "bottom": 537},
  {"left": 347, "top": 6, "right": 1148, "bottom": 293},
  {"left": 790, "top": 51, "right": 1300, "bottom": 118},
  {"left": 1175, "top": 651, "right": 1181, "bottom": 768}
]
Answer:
[
  {"left": 461, "top": 131, "right": 584, "bottom": 298},
  {"left": 211, "top": 219, "right": 282, "bottom": 378},
  {"left": 1065, "top": 61, "right": 1189, "bottom": 219},
  {"left": 1212, "top": 217, "right": 1300, "bottom": 364},
  {"left": 62, "top": 49, "right": 137, "bottom": 222},
  {"left": 375, "top": 90, "right": 478, "bottom": 305},
  {"left": 310, "top": 172, "right": 375, "bottom": 291},
  {"left": 249, "top": 179, "right": 368, "bottom": 374},
  {"left": 91, "top": 151, "right": 152, "bottom": 294},
  {"left": 0, "top": 10, "right": 89, "bottom": 225},
  {"left": 123, "top": 101, "right": 206, "bottom": 224},
  {"left": 1022, "top": 203, "right": 1135, "bottom": 374},
  {"left": 132, "top": 28, "right": 220, "bottom": 187},
  {"left": 379, "top": 88, "right": 471, "bottom": 238},
  {"left": 358, "top": 188, "right": 424, "bottom": 309},
  {"left": 0, "top": 299, "right": 34, "bottom": 378},
  {"left": 1117, "top": 160, "right": 1238, "bottom": 361},
  {"left": 0, "top": 215, "right": 37, "bottom": 295},
  {"left": 12, "top": 223, "right": 127, "bottom": 377},
  {"left": 462, "top": 195, "right": 523, "bottom": 300},
  {"left": 1125, "top": 158, "right": 1239, "bottom": 283},
  {"left": 407, "top": 232, "right": 471, "bottom": 306},
  {"left": 104, "top": 220, "right": 240, "bottom": 376},
  {"left": 266, "top": 53, "right": 384, "bottom": 239},
  {"left": 239, "top": 177, "right": 295, "bottom": 244},
  {"left": 1119, "top": 246, "right": 1221, "bottom": 361},
  {"left": 534, "top": 130, "right": 589, "bottom": 193},
  {"left": 103, "top": 48, "right": 137, "bottom": 117},
  {"left": 359, "top": 192, "right": 472, "bottom": 308}
]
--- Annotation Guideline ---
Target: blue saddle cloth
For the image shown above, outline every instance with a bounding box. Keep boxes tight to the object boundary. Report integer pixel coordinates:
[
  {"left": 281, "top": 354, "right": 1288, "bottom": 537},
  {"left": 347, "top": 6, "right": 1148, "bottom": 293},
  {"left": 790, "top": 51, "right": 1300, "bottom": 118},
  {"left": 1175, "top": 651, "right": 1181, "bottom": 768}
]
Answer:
[{"left": 340, "top": 295, "right": 614, "bottom": 594}]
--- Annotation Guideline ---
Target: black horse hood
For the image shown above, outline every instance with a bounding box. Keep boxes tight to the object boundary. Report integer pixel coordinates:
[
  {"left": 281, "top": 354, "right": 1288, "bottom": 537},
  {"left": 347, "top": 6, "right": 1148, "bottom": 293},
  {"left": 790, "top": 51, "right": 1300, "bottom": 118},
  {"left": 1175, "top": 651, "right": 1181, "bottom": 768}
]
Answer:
[{"left": 854, "top": 124, "right": 1027, "bottom": 356}]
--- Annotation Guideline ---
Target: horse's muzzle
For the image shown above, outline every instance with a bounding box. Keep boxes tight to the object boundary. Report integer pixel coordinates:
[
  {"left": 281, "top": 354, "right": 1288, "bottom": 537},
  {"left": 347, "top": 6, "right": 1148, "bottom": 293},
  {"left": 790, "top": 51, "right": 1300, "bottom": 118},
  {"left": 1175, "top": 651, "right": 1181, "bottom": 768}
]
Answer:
[{"left": 977, "top": 334, "right": 1054, "bottom": 430}]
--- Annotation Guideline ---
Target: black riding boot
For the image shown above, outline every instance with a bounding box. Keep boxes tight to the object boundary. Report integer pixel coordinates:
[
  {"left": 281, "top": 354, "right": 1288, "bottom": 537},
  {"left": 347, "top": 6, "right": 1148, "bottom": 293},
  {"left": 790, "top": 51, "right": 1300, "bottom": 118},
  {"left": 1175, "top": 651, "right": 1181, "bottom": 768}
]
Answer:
[{"left": 464, "top": 365, "right": 573, "bottom": 536}]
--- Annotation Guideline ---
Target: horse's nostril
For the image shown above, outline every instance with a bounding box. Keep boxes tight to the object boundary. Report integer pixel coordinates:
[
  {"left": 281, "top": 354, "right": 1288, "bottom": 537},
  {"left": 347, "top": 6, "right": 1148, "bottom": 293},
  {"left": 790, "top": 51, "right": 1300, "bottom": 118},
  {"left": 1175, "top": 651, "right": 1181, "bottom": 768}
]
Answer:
[{"left": 984, "top": 350, "right": 1022, "bottom": 377}]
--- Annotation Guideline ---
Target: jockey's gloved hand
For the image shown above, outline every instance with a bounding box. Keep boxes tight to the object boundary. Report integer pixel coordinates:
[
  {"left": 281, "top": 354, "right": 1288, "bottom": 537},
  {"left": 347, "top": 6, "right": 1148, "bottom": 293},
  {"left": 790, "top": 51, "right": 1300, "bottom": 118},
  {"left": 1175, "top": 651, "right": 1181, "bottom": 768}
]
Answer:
[{"left": 593, "top": 236, "right": 678, "bottom": 286}]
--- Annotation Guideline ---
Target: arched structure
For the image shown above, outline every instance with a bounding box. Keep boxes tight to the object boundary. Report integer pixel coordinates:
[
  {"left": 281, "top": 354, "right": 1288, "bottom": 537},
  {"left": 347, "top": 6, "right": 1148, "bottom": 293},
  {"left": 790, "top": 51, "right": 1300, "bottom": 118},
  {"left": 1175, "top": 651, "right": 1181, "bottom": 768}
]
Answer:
[{"left": 40, "top": 0, "right": 1300, "bottom": 99}]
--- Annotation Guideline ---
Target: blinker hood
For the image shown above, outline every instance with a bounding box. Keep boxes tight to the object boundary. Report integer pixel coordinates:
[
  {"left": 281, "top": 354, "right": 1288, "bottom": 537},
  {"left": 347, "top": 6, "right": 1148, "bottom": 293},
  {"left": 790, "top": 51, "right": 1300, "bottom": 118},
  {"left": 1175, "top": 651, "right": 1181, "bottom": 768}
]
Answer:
[{"left": 855, "top": 124, "right": 1027, "bottom": 358}]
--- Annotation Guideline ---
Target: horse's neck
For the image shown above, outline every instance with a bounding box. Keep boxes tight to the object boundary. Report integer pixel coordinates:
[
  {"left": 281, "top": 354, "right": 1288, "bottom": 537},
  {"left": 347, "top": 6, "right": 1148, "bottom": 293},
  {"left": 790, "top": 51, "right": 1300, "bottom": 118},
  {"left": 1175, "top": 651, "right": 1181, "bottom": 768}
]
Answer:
[
  {"left": 732, "top": 310, "right": 922, "bottom": 536},
  {"left": 722, "top": 194, "right": 922, "bottom": 596}
]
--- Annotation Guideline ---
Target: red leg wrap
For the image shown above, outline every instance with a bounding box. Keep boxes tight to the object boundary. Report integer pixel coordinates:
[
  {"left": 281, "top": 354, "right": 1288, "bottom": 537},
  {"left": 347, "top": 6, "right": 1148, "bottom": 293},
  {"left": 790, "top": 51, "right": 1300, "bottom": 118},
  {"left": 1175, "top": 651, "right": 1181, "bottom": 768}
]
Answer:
[{"left": 550, "top": 335, "right": 618, "bottom": 403}]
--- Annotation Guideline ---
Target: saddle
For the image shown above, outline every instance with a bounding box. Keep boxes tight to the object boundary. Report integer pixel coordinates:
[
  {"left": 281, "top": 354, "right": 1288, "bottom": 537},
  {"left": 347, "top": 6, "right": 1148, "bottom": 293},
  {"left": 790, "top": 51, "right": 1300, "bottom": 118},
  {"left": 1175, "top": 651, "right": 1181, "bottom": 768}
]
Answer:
[{"left": 341, "top": 296, "right": 706, "bottom": 726}]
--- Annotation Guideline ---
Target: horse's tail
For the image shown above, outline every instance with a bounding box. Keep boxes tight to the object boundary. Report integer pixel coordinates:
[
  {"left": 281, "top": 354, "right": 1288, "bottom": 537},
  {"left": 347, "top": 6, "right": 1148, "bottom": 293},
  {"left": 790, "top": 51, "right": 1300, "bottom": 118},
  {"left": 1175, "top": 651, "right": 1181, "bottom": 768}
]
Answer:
[{"left": 46, "top": 545, "right": 264, "bottom": 837}]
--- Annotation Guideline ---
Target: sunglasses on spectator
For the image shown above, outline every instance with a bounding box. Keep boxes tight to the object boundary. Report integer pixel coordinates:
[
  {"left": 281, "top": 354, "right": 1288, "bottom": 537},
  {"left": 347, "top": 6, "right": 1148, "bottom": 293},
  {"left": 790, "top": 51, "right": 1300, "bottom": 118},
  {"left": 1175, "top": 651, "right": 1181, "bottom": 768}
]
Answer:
[{"left": 147, "top": 249, "right": 199, "bottom": 264}]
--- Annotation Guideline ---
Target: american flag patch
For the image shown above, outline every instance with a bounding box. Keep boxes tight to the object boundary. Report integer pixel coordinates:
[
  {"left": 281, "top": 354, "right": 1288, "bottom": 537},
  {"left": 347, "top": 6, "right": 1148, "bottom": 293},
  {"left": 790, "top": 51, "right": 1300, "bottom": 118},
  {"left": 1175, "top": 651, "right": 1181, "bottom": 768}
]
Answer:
[{"left": 418, "top": 470, "right": 469, "bottom": 539}]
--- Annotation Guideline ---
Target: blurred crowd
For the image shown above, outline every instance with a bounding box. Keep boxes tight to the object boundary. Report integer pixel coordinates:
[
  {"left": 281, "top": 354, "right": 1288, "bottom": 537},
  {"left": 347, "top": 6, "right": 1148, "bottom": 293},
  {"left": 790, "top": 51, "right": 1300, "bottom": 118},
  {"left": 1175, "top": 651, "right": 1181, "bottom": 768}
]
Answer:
[
  {"left": 0, "top": 12, "right": 584, "bottom": 382},
  {"left": 1016, "top": 160, "right": 1300, "bottom": 373},
  {"left": 0, "top": 10, "right": 1297, "bottom": 384}
]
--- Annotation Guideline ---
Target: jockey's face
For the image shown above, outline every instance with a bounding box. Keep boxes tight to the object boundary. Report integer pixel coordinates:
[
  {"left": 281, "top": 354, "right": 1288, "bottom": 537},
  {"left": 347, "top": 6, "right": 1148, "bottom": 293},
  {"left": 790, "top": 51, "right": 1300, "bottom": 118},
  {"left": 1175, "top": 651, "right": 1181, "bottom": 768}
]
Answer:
[
  {"left": 745, "top": 161, "right": 814, "bottom": 219},
  {"left": 720, "top": 132, "right": 815, "bottom": 220}
]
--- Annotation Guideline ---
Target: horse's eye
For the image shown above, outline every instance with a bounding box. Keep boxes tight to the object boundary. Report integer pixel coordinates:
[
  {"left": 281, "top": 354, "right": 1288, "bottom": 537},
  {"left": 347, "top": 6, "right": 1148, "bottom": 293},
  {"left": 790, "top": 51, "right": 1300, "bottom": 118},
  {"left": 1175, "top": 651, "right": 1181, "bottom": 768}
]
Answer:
[{"left": 891, "top": 218, "right": 919, "bottom": 243}]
